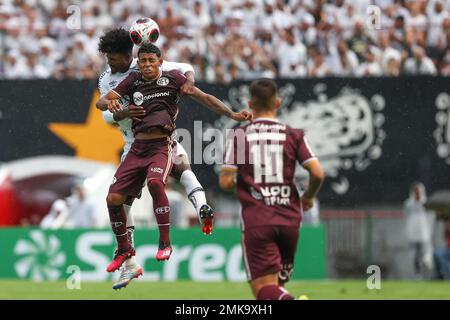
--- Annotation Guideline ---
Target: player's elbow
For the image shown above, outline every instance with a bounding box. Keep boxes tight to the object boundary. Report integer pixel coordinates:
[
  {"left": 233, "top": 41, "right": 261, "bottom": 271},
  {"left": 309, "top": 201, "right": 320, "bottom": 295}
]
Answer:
[
  {"left": 304, "top": 159, "right": 325, "bottom": 181},
  {"left": 310, "top": 165, "right": 325, "bottom": 183}
]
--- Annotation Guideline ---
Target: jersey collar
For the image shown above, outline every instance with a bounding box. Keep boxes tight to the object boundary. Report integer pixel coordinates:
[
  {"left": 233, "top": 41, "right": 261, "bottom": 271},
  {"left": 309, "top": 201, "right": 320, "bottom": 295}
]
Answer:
[{"left": 253, "top": 117, "right": 280, "bottom": 123}]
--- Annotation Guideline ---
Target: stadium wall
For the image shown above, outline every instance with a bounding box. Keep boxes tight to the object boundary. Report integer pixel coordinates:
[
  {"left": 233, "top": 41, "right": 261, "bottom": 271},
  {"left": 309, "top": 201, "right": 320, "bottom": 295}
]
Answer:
[{"left": 1, "top": 77, "right": 449, "bottom": 208}]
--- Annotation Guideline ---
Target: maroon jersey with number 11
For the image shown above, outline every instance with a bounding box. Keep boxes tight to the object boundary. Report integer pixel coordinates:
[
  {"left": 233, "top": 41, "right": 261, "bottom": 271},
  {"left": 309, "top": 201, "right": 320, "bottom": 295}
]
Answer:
[{"left": 223, "top": 118, "right": 316, "bottom": 230}]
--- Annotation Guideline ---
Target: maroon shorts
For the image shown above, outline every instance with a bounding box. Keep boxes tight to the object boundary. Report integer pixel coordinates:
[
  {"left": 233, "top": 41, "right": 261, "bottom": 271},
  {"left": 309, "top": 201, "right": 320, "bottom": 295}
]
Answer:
[
  {"left": 109, "top": 137, "right": 173, "bottom": 198},
  {"left": 242, "top": 225, "right": 299, "bottom": 281}
]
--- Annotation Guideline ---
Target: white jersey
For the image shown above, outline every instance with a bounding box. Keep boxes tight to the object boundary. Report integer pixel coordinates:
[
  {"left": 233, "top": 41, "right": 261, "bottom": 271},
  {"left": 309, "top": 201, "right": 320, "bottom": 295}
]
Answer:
[{"left": 98, "top": 59, "right": 194, "bottom": 160}]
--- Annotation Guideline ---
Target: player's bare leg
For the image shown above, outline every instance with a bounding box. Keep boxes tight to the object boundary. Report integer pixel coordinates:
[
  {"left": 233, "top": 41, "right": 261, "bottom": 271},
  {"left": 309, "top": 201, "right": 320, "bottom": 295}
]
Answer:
[
  {"left": 113, "top": 196, "right": 144, "bottom": 290},
  {"left": 106, "top": 193, "right": 135, "bottom": 273},
  {"left": 172, "top": 154, "right": 214, "bottom": 234},
  {"left": 251, "top": 273, "right": 294, "bottom": 300}
]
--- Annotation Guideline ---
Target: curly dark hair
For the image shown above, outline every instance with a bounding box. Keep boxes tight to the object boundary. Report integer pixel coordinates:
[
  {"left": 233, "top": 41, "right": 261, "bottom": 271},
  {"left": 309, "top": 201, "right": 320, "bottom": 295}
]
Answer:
[
  {"left": 98, "top": 28, "right": 133, "bottom": 54},
  {"left": 137, "top": 43, "right": 161, "bottom": 58}
]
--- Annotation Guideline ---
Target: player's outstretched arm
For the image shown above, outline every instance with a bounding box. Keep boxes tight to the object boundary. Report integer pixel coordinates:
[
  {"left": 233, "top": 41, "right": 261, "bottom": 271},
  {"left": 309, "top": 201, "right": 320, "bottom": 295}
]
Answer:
[
  {"left": 301, "top": 159, "right": 325, "bottom": 211},
  {"left": 163, "top": 60, "right": 196, "bottom": 95},
  {"left": 187, "top": 87, "right": 252, "bottom": 122},
  {"left": 180, "top": 71, "right": 195, "bottom": 95}
]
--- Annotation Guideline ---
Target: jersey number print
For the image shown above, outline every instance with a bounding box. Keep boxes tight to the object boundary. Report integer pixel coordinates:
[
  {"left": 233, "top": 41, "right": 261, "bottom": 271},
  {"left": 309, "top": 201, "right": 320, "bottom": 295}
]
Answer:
[{"left": 250, "top": 139, "right": 285, "bottom": 184}]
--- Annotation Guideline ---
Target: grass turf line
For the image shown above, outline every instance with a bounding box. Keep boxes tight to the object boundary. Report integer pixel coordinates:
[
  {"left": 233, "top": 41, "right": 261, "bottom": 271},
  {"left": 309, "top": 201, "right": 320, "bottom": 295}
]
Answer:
[{"left": 0, "top": 280, "right": 449, "bottom": 300}]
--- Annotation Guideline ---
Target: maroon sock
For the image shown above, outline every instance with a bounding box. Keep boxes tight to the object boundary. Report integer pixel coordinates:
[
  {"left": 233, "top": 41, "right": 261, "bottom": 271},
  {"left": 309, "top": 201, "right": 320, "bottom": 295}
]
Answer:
[
  {"left": 107, "top": 204, "right": 130, "bottom": 250},
  {"left": 257, "top": 285, "right": 294, "bottom": 300},
  {"left": 148, "top": 180, "right": 170, "bottom": 246}
]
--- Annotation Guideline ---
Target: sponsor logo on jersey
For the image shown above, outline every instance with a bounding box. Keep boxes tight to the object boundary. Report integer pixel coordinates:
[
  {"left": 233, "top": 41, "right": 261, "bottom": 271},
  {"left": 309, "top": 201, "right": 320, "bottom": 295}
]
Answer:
[
  {"left": 134, "top": 91, "right": 171, "bottom": 105},
  {"left": 133, "top": 92, "right": 144, "bottom": 105},
  {"left": 146, "top": 91, "right": 170, "bottom": 100},
  {"left": 260, "top": 185, "right": 291, "bottom": 206},
  {"left": 108, "top": 80, "right": 117, "bottom": 88},
  {"left": 157, "top": 77, "right": 169, "bottom": 86},
  {"left": 250, "top": 187, "right": 263, "bottom": 200}
]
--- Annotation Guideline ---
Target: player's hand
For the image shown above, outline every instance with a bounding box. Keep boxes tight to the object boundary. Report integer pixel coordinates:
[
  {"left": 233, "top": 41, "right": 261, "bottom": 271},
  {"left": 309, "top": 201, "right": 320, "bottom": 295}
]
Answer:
[
  {"left": 232, "top": 110, "right": 253, "bottom": 122},
  {"left": 301, "top": 196, "right": 314, "bottom": 211},
  {"left": 107, "top": 100, "right": 123, "bottom": 113},
  {"left": 181, "top": 79, "right": 195, "bottom": 95},
  {"left": 127, "top": 105, "right": 145, "bottom": 121}
]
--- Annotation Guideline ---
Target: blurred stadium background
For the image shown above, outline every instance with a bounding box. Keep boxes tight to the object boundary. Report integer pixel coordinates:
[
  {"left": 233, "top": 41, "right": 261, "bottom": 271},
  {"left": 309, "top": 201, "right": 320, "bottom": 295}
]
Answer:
[{"left": 0, "top": 0, "right": 450, "bottom": 299}]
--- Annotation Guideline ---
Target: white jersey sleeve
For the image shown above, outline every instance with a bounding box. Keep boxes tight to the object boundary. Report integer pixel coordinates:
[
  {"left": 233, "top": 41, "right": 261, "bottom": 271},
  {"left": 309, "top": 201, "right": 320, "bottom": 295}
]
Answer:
[
  {"left": 102, "top": 110, "right": 116, "bottom": 124},
  {"left": 97, "top": 64, "right": 135, "bottom": 157},
  {"left": 161, "top": 60, "right": 195, "bottom": 75},
  {"left": 98, "top": 70, "right": 111, "bottom": 96},
  {"left": 98, "top": 70, "right": 117, "bottom": 124}
]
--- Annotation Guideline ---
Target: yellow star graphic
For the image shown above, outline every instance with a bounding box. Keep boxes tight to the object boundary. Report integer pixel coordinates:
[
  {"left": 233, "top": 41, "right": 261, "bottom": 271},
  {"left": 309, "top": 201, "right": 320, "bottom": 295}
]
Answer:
[{"left": 48, "top": 90, "right": 124, "bottom": 164}]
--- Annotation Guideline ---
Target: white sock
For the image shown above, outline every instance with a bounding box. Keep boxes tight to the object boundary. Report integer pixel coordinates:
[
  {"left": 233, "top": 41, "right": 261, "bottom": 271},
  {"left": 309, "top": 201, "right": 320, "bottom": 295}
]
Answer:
[
  {"left": 123, "top": 204, "right": 137, "bottom": 267},
  {"left": 124, "top": 229, "right": 137, "bottom": 268},
  {"left": 180, "top": 170, "right": 207, "bottom": 214},
  {"left": 124, "top": 204, "right": 134, "bottom": 228},
  {"left": 125, "top": 256, "right": 137, "bottom": 267}
]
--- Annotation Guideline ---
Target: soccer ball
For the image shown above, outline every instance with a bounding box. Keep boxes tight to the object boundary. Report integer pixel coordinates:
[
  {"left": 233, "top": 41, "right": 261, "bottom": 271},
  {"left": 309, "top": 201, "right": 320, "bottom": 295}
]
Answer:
[{"left": 129, "top": 17, "right": 160, "bottom": 46}]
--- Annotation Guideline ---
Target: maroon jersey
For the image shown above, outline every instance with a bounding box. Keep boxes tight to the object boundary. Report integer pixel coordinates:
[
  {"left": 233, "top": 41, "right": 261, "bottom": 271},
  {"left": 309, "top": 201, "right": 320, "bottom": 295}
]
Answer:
[
  {"left": 223, "top": 118, "right": 316, "bottom": 230},
  {"left": 112, "top": 70, "right": 187, "bottom": 135}
]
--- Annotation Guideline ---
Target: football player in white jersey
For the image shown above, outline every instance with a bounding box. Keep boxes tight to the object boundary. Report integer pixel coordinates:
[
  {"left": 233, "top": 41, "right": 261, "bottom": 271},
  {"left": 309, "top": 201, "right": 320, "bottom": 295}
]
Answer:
[{"left": 98, "top": 28, "right": 214, "bottom": 289}]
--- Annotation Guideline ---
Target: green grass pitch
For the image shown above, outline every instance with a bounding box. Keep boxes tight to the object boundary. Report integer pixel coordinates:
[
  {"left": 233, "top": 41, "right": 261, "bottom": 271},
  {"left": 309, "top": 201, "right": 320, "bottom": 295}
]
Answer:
[{"left": 0, "top": 280, "right": 449, "bottom": 300}]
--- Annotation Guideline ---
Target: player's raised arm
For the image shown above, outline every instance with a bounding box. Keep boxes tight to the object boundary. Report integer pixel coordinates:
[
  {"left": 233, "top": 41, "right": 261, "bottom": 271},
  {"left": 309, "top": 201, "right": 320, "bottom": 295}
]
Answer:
[
  {"left": 186, "top": 86, "right": 252, "bottom": 122},
  {"left": 181, "top": 70, "right": 195, "bottom": 95}
]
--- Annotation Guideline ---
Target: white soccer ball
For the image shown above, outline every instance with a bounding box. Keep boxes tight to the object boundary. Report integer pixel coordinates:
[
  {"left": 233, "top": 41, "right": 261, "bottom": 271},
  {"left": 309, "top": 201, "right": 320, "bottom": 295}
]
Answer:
[{"left": 129, "top": 17, "right": 160, "bottom": 46}]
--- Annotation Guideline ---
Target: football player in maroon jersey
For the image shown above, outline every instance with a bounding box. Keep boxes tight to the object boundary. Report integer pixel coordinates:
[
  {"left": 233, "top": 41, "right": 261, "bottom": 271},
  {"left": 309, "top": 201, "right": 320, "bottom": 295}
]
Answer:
[
  {"left": 97, "top": 43, "right": 251, "bottom": 272},
  {"left": 220, "top": 78, "right": 324, "bottom": 300}
]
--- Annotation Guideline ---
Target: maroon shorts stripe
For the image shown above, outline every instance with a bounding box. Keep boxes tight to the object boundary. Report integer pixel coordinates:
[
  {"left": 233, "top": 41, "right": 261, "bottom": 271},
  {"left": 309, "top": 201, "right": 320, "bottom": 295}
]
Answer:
[{"left": 162, "top": 141, "right": 173, "bottom": 183}]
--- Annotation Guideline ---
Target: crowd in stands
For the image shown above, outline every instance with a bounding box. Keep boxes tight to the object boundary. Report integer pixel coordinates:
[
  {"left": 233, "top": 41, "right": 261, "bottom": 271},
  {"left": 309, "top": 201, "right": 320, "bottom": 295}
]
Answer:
[{"left": 0, "top": 0, "right": 449, "bottom": 82}]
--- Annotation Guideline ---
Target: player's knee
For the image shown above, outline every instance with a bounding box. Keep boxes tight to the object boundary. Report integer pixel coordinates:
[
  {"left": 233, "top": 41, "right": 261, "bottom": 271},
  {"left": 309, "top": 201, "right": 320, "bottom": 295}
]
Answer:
[
  {"left": 147, "top": 179, "right": 165, "bottom": 196},
  {"left": 173, "top": 154, "right": 190, "bottom": 167},
  {"left": 172, "top": 158, "right": 190, "bottom": 181},
  {"left": 107, "top": 193, "right": 126, "bottom": 206}
]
